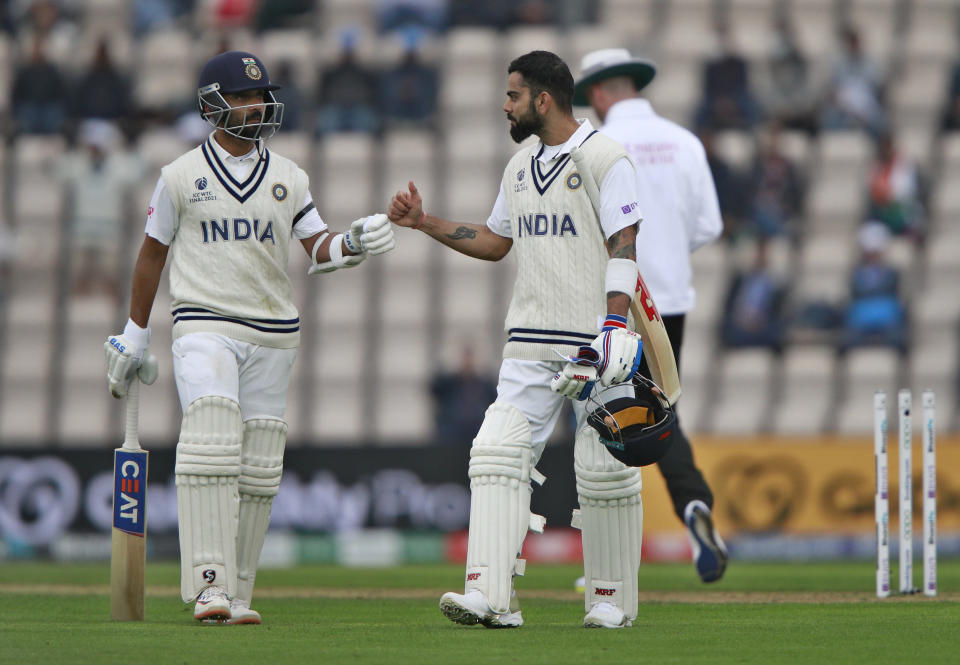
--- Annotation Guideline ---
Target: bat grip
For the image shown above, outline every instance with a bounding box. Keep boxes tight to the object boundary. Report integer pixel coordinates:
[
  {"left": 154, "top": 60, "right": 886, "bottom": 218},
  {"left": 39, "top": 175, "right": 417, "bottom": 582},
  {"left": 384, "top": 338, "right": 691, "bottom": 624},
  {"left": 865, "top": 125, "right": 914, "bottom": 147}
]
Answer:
[{"left": 123, "top": 379, "right": 140, "bottom": 450}]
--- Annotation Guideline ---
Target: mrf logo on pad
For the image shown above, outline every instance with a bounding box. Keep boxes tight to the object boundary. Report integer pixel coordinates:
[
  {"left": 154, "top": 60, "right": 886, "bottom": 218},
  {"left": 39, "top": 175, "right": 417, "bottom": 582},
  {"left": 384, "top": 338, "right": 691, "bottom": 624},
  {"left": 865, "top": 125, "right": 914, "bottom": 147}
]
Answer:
[{"left": 113, "top": 450, "right": 147, "bottom": 536}]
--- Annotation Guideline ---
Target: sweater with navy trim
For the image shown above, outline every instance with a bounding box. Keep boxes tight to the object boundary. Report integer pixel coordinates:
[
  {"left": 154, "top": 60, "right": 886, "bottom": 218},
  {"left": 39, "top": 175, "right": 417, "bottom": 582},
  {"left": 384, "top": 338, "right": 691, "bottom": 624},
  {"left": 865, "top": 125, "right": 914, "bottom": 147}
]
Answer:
[
  {"left": 501, "top": 131, "right": 630, "bottom": 361},
  {"left": 160, "top": 139, "right": 309, "bottom": 348}
]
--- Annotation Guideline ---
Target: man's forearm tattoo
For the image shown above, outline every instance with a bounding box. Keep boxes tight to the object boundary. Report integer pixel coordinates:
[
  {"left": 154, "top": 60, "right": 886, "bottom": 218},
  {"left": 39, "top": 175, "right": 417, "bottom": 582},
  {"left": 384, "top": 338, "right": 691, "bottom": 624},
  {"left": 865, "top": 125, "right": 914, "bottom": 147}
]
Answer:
[
  {"left": 447, "top": 226, "right": 477, "bottom": 240},
  {"left": 607, "top": 226, "right": 637, "bottom": 260}
]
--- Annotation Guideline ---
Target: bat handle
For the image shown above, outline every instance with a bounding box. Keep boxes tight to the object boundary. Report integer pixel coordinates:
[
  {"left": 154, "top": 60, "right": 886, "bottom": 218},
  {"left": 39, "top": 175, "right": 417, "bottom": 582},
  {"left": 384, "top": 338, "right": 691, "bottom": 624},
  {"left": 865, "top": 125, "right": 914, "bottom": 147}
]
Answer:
[{"left": 123, "top": 378, "right": 140, "bottom": 450}]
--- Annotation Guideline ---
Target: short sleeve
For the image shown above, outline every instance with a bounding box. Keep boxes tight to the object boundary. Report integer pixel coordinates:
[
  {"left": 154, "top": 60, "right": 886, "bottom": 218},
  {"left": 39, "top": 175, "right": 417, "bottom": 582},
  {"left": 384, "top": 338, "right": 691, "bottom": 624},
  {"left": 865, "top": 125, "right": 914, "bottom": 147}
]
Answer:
[
  {"left": 144, "top": 176, "right": 177, "bottom": 245},
  {"left": 598, "top": 157, "right": 642, "bottom": 239},
  {"left": 485, "top": 182, "right": 511, "bottom": 237}
]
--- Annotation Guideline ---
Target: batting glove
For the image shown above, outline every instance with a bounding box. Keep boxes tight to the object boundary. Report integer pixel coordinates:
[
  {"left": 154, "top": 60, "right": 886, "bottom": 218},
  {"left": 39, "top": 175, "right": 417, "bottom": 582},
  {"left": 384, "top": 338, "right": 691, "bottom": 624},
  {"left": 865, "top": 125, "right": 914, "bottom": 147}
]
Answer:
[
  {"left": 344, "top": 214, "right": 396, "bottom": 256},
  {"left": 550, "top": 345, "right": 601, "bottom": 401},
  {"left": 590, "top": 316, "right": 643, "bottom": 387},
  {"left": 104, "top": 320, "right": 151, "bottom": 398}
]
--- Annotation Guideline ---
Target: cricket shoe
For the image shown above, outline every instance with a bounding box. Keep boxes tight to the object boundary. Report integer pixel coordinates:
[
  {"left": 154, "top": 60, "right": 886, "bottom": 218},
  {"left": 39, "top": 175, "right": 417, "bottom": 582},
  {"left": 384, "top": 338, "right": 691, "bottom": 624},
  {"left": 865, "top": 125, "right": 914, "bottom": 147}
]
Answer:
[
  {"left": 203, "top": 599, "right": 262, "bottom": 625},
  {"left": 439, "top": 590, "right": 523, "bottom": 628},
  {"left": 685, "top": 500, "right": 729, "bottom": 583},
  {"left": 583, "top": 602, "right": 631, "bottom": 629},
  {"left": 194, "top": 585, "right": 231, "bottom": 622}
]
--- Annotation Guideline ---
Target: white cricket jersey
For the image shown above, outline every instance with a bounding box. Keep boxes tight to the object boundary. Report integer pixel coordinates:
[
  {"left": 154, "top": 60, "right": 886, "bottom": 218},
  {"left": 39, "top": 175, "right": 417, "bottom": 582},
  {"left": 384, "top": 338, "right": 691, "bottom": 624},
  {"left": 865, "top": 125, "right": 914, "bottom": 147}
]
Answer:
[
  {"left": 489, "top": 119, "right": 641, "bottom": 361},
  {"left": 148, "top": 135, "right": 324, "bottom": 348},
  {"left": 599, "top": 99, "right": 723, "bottom": 315}
]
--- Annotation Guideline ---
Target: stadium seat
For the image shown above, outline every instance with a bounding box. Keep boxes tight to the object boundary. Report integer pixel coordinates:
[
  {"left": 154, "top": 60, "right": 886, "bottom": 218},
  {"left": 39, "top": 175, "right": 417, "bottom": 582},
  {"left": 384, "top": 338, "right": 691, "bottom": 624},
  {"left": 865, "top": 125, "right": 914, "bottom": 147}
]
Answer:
[
  {"left": 708, "top": 348, "right": 777, "bottom": 434},
  {"left": 835, "top": 347, "right": 903, "bottom": 434},
  {"left": 771, "top": 346, "right": 836, "bottom": 434}
]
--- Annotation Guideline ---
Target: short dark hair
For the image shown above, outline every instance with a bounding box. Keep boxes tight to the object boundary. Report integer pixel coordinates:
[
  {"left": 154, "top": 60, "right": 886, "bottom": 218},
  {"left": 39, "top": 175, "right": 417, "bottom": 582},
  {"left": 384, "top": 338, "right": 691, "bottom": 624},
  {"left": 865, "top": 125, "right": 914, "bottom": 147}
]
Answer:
[{"left": 508, "top": 50, "right": 574, "bottom": 113}]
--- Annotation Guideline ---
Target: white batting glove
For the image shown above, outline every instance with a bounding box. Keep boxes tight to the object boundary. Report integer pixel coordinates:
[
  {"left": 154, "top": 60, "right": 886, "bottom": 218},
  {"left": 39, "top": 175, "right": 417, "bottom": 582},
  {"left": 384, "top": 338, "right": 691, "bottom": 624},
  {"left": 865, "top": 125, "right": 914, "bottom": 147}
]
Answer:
[
  {"left": 359, "top": 213, "right": 396, "bottom": 255},
  {"left": 590, "top": 317, "right": 643, "bottom": 387},
  {"left": 104, "top": 320, "right": 151, "bottom": 398},
  {"left": 550, "top": 346, "right": 601, "bottom": 401},
  {"left": 343, "top": 214, "right": 396, "bottom": 256}
]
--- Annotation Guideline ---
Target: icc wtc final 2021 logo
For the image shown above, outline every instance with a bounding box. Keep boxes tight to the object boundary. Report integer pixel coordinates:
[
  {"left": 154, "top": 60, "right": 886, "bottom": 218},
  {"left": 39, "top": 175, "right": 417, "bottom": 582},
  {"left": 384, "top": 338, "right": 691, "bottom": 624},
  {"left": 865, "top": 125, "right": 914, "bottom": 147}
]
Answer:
[{"left": 195, "top": 177, "right": 208, "bottom": 191}]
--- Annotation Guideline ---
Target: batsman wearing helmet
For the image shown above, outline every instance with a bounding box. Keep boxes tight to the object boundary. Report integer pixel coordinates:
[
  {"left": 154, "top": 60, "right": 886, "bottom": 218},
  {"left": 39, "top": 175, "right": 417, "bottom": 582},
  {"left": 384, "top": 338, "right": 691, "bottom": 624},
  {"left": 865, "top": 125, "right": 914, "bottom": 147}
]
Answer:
[
  {"left": 104, "top": 51, "right": 396, "bottom": 624},
  {"left": 390, "top": 50, "right": 646, "bottom": 629}
]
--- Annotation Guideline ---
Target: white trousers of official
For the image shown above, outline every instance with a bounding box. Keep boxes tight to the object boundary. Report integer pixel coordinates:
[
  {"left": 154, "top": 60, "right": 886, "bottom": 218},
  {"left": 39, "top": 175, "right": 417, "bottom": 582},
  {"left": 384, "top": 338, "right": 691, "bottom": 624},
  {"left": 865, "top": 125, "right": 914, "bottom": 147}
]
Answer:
[{"left": 172, "top": 332, "right": 297, "bottom": 419}]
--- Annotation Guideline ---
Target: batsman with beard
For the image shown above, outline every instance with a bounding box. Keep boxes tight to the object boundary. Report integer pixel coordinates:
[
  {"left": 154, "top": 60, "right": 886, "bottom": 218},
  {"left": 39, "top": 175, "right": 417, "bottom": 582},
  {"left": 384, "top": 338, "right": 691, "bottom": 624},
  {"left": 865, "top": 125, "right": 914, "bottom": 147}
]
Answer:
[
  {"left": 104, "top": 51, "right": 395, "bottom": 624},
  {"left": 389, "top": 50, "right": 647, "bottom": 629}
]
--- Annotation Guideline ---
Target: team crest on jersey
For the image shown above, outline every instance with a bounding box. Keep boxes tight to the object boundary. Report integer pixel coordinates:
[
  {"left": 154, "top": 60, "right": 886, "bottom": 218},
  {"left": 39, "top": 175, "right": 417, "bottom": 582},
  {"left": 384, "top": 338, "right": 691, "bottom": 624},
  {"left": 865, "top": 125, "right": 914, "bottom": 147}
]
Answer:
[
  {"left": 196, "top": 177, "right": 208, "bottom": 190},
  {"left": 566, "top": 172, "right": 582, "bottom": 190},
  {"left": 271, "top": 183, "right": 288, "bottom": 201}
]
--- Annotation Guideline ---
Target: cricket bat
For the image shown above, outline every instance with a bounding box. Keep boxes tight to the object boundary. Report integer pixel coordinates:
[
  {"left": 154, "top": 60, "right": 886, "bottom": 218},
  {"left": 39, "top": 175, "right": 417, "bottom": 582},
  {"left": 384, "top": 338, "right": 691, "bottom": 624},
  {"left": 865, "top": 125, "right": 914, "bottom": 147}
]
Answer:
[
  {"left": 570, "top": 146, "right": 682, "bottom": 405},
  {"left": 110, "top": 358, "right": 153, "bottom": 621}
]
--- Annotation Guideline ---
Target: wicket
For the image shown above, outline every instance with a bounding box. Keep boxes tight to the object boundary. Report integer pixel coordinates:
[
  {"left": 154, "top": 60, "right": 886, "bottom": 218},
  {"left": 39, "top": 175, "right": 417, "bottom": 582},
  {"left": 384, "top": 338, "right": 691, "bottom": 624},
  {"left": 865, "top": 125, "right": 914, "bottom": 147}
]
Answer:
[{"left": 874, "top": 389, "right": 936, "bottom": 598}]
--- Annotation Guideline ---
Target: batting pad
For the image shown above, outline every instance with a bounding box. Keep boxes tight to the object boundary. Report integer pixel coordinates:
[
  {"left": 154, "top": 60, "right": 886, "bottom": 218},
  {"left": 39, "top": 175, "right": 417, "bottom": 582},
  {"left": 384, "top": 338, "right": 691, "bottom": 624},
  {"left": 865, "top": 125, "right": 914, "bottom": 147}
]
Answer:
[
  {"left": 236, "top": 417, "right": 287, "bottom": 604},
  {"left": 175, "top": 396, "right": 243, "bottom": 602},
  {"left": 465, "top": 402, "right": 546, "bottom": 614},
  {"left": 574, "top": 427, "right": 643, "bottom": 621}
]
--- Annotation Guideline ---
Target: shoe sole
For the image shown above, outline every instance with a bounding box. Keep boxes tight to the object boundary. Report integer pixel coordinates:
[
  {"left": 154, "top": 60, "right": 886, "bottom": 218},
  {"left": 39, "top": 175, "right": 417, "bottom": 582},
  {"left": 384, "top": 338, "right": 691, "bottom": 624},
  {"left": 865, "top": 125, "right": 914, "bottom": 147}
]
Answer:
[
  {"left": 195, "top": 608, "right": 231, "bottom": 622},
  {"left": 439, "top": 598, "right": 522, "bottom": 629},
  {"left": 439, "top": 597, "right": 482, "bottom": 626},
  {"left": 689, "top": 508, "right": 729, "bottom": 583}
]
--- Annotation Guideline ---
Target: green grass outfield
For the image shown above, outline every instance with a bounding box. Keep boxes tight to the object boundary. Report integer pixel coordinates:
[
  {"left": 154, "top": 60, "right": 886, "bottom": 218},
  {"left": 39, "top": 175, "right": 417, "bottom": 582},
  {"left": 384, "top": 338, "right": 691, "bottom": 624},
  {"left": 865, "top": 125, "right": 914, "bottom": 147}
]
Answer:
[{"left": 1, "top": 561, "right": 958, "bottom": 664}]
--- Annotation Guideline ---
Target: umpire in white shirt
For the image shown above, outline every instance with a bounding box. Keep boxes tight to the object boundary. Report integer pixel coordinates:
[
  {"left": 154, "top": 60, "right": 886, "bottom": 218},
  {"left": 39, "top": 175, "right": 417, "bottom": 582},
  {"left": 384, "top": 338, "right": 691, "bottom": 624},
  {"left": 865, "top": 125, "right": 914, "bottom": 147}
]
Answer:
[{"left": 574, "top": 48, "right": 728, "bottom": 582}]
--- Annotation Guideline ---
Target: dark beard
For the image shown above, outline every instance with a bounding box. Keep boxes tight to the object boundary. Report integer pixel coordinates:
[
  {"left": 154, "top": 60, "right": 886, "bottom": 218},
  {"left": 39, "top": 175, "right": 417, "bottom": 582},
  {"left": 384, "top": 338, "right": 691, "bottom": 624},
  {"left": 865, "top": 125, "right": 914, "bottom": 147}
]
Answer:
[{"left": 509, "top": 104, "right": 543, "bottom": 143}]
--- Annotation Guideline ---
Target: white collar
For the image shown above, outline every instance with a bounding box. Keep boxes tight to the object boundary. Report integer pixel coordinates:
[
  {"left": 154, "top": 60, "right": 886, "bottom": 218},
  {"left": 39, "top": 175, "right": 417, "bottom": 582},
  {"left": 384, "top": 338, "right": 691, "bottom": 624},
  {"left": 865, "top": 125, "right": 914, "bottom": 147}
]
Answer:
[
  {"left": 604, "top": 98, "right": 656, "bottom": 123},
  {"left": 209, "top": 132, "right": 259, "bottom": 163},
  {"left": 535, "top": 118, "right": 596, "bottom": 162}
]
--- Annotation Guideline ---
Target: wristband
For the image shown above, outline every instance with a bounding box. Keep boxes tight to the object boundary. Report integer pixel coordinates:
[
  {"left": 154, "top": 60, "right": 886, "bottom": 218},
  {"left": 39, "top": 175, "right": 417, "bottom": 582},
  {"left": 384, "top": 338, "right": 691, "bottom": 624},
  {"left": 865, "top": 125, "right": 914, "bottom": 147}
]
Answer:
[
  {"left": 123, "top": 318, "right": 150, "bottom": 348},
  {"left": 602, "top": 314, "right": 628, "bottom": 331},
  {"left": 411, "top": 211, "right": 426, "bottom": 230},
  {"left": 605, "top": 258, "right": 640, "bottom": 297}
]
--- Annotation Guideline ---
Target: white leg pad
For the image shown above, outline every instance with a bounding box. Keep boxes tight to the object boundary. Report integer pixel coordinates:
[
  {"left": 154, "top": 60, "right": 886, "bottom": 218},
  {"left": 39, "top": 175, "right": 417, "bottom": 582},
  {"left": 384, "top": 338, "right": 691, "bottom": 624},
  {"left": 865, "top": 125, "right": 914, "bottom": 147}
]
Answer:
[
  {"left": 176, "top": 396, "right": 243, "bottom": 602},
  {"left": 236, "top": 417, "right": 287, "bottom": 605},
  {"left": 574, "top": 427, "right": 643, "bottom": 622},
  {"left": 465, "top": 402, "right": 545, "bottom": 614}
]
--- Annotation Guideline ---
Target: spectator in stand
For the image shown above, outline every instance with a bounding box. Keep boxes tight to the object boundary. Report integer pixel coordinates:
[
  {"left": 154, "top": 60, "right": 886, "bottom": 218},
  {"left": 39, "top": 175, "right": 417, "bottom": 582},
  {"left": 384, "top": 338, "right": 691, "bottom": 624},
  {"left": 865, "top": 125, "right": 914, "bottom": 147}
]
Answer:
[
  {"left": 756, "top": 16, "right": 817, "bottom": 135},
  {"left": 695, "top": 22, "right": 761, "bottom": 131},
  {"left": 447, "top": 0, "right": 515, "bottom": 29},
  {"left": 132, "top": 0, "right": 195, "bottom": 36},
  {"left": 11, "top": 38, "right": 69, "bottom": 135},
  {"left": 273, "top": 60, "right": 304, "bottom": 132},
  {"left": 71, "top": 38, "right": 133, "bottom": 125},
  {"left": 512, "top": 0, "right": 555, "bottom": 25},
  {"left": 746, "top": 124, "right": 805, "bottom": 239},
  {"left": 14, "top": 0, "right": 77, "bottom": 65},
  {"left": 316, "top": 30, "right": 381, "bottom": 135},
  {"left": 866, "top": 131, "right": 925, "bottom": 241},
  {"left": 720, "top": 239, "right": 787, "bottom": 352},
  {"left": 429, "top": 345, "right": 498, "bottom": 445},
  {"left": 838, "top": 222, "right": 908, "bottom": 354},
  {"left": 380, "top": 29, "right": 439, "bottom": 127},
  {"left": 254, "top": 0, "right": 312, "bottom": 32},
  {"left": 211, "top": 0, "right": 256, "bottom": 29},
  {"left": 940, "top": 56, "right": 960, "bottom": 132},
  {"left": 376, "top": 0, "right": 447, "bottom": 34},
  {"left": 700, "top": 129, "right": 749, "bottom": 239},
  {"left": 819, "top": 25, "right": 886, "bottom": 136},
  {"left": 58, "top": 120, "right": 143, "bottom": 300}
]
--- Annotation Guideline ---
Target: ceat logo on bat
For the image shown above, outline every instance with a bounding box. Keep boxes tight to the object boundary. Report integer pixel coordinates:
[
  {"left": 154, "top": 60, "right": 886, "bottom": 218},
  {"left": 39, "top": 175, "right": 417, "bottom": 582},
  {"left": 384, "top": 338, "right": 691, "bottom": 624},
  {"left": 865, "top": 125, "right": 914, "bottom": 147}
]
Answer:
[{"left": 113, "top": 450, "right": 147, "bottom": 536}]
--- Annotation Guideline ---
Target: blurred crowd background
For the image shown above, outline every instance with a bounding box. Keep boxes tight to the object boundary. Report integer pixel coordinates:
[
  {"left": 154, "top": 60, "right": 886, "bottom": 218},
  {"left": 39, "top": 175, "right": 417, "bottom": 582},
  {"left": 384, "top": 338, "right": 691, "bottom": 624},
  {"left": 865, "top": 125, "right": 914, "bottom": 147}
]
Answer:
[{"left": 1, "top": 0, "right": 959, "bottom": 448}]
